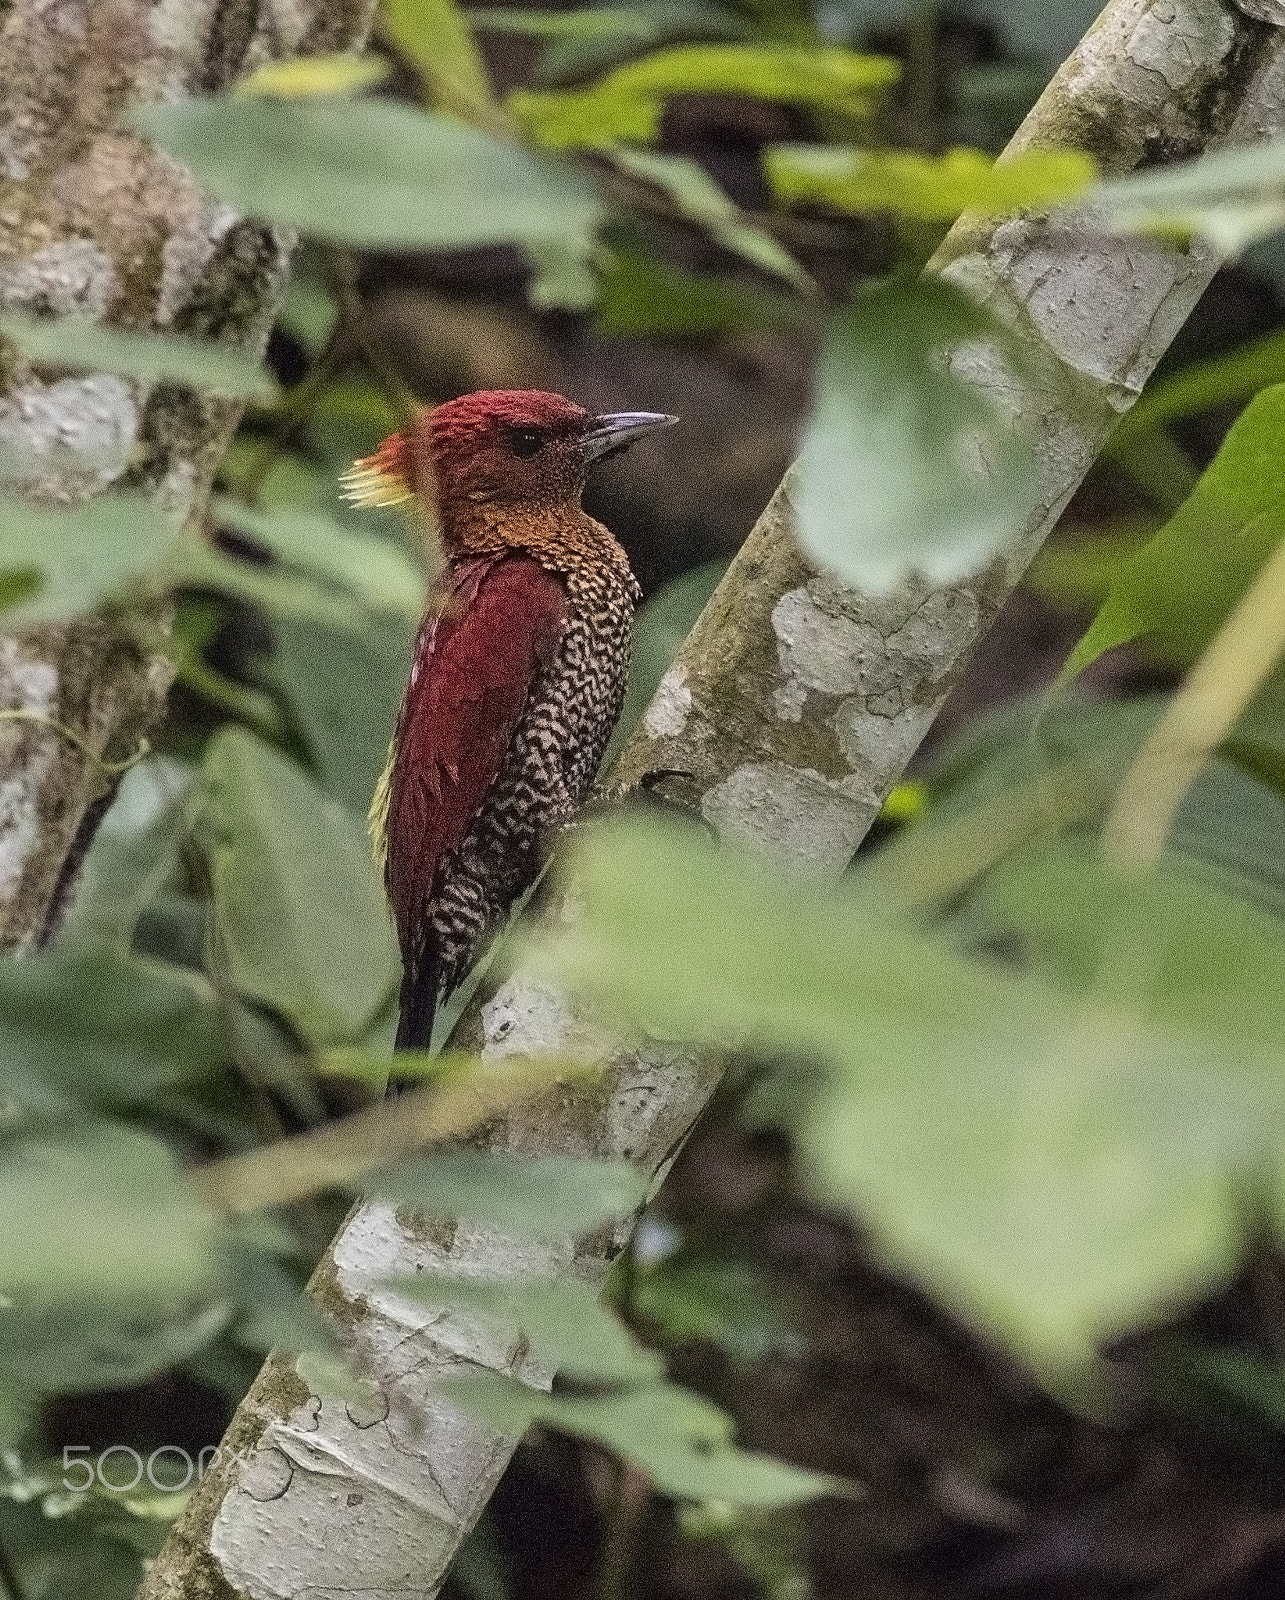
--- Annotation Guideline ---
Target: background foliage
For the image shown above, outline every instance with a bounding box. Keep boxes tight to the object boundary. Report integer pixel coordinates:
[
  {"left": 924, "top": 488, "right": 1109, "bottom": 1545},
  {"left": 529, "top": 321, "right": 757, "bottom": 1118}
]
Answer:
[{"left": 9, "top": 0, "right": 1285, "bottom": 1595}]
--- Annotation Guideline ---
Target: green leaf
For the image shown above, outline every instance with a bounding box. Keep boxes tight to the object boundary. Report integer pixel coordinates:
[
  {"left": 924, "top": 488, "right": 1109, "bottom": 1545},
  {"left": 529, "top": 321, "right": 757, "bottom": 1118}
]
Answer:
[
  {"left": 391, "top": 1275, "right": 662, "bottom": 1381},
  {"left": 535, "top": 814, "right": 1279, "bottom": 1380},
  {"left": 237, "top": 51, "right": 389, "bottom": 98},
  {"left": 1096, "top": 135, "right": 1285, "bottom": 254},
  {"left": 606, "top": 149, "right": 810, "bottom": 289},
  {"left": 0, "top": 494, "right": 177, "bottom": 624},
  {"left": 131, "top": 96, "right": 602, "bottom": 251},
  {"left": 635, "top": 1255, "right": 798, "bottom": 1365},
  {"left": 467, "top": 6, "right": 668, "bottom": 38},
  {"left": 386, "top": 0, "right": 495, "bottom": 109},
  {"left": 446, "top": 1371, "right": 846, "bottom": 1504},
  {"left": 1064, "top": 385, "right": 1285, "bottom": 681},
  {"left": 1110, "top": 326, "right": 1285, "bottom": 446},
  {"left": 511, "top": 43, "right": 898, "bottom": 148},
  {"left": 795, "top": 279, "right": 1039, "bottom": 590},
  {"left": 765, "top": 143, "right": 1095, "bottom": 221},
  {"left": 596, "top": 245, "right": 793, "bottom": 336},
  {"left": 0, "top": 313, "right": 278, "bottom": 400},
  {"left": 268, "top": 613, "right": 414, "bottom": 816},
  {"left": 0, "top": 1123, "right": 224, "bottom": 1390},
  {"left": 0, "top": 937, "right": 226, "bottom": 1112},
  {"left": 211, "top": 498, "right": 425, "bottom": 617},
  {"left": 369, "top": 1151, "right": 649, "bottom": 1236},
  {"left": 200, "top": 728, "right": 399, "bottom": 1045}
]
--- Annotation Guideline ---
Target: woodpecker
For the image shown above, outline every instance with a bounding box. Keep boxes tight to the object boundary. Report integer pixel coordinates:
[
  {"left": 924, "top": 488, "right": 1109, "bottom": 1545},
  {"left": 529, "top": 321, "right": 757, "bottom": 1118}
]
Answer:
[{"left": 343, "top": 390, "right": 677, "bottom": 1051}]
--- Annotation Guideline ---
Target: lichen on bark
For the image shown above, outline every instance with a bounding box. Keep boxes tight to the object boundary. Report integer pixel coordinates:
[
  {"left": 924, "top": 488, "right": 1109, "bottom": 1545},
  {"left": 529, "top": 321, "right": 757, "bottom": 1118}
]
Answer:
[
  {"left": 138, "top": 2, "right": 1285, "bottom": 1598},
  {"left": 0, "top": 0, "right": 375, "bottom": 950}
]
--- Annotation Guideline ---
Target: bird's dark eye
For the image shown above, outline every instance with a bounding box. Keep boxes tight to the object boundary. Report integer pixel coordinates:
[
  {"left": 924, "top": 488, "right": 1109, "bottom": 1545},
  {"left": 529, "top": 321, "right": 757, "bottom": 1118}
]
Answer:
[{"left": 510, "top": 429, "right": 544, "bottom": 459}]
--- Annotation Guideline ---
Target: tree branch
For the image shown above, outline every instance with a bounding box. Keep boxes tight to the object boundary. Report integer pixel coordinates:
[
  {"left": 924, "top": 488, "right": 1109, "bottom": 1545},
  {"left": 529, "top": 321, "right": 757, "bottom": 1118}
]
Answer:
[
  {"left": 0, "top": 0, "right": 375, "bottom": 950},
  {"left": 140, "top": 3, "right": 1285, "bottom": 1597}
]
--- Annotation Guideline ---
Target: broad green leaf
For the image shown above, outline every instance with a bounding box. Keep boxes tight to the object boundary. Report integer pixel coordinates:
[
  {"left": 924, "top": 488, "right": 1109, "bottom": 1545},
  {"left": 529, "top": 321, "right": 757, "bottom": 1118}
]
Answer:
[
  {"left": 1110, "top": 326, "right": 1285, "bottom": 446},
  {"left": 64, "top": 757, "right": 191, "bottom": 944},
  {"left": 268, "top": 614, "right": 413, "bottom": 816},
  {"left": 0, "top": 494, "right": 177, "bottom": 625},
  {"left": 200, "top": 728, "right": 399, "bottom": 1044},
  {"left": 1096, "top": 135, "right": 1285, "bottom": 253},
  {"left": 765, "top": 143, "right": 1094, "bottom": 221},
  {"left": 446, "top": 1371, "right": 846, "bottom": 1504},
  {"left": 511, "top": 43, "right": 898, "bottom": 148},
  {"left": 386, "top": 0, "right": 495, "bottom": 109},
  {"left": 535, "top": 814, "right": 1278, "bottom": 1379},
  {"left": 802, "top": 1025, "right": 1250, "bottom": 1380},
  {"left": 131, "top": 96, "right": 602, "bottom": 251},
  {"left": 237, "top": 51, "right": 388, "bottom": 97},
  {"left": 369, "top": 1151, "right": 649, "bottom": 1236},
  {"left": 975, "top": 844, "right": 1285, "bottom": 1067},
  {"left": 596, "top": 246, "right": 793, "bottom": 336},
  {"left": 607, "top": 149, "right": 810, "bottom": 289},
  {"left": 0, "top": 313, "right": 278, "bottom": 400},
  {"left": 392, "top": 1275, "right": 662, "bottom": 1381},
  {"left": 171, "top": 540, "right": 370, "bottom": 632},
  {"left": 525, "top": 237, "right": 601, "bottom": 311},
  {"left": 211, "top": 499, "right": 425, "bottom": 617},
  {"left": 634, "top": 1255, "right": 798, "bottom": 1364},
  {"left": 1063, "top": 386, "right": 1285, "bottom": 681},
  {"left": 0, "top": 938, "right": 226, "bottom": 1111},
  {"left": 0, "top": 1123, "right": 219, "bottom": 1337},
  {"left": 467, "top": 5, "right": 672, "bottom": 38},
  {"left": 795, "top": 279, "right": 1039, "bottom": 590}
]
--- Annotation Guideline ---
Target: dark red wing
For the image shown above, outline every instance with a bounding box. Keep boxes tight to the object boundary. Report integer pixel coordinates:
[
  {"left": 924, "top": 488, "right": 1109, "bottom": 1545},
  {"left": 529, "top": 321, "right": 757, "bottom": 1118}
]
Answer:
[{"left": 386, "top": 553, "right": 568, "bottom": 961}]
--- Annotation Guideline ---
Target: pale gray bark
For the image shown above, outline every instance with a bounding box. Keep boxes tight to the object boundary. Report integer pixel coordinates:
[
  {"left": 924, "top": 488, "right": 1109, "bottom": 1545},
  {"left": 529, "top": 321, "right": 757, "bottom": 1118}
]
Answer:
[
  {"left": 0, "top": 0, "right": 375, "bottom": 950},
  {"left": 141, "top": 3, "right": 1285, "bottom": 1598}
]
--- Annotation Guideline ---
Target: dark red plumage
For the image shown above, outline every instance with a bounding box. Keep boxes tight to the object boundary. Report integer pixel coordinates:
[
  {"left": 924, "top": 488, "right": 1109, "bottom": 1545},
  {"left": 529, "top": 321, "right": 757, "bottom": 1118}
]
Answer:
[{"left": 348, "top": 389, "right": 677, "bottom": 1051}]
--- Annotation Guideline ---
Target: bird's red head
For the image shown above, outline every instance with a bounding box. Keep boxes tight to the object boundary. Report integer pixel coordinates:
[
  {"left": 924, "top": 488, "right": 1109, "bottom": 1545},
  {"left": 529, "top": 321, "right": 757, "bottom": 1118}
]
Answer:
[{"left": 342, "top": 389, "right": 676, "bottom": 548}]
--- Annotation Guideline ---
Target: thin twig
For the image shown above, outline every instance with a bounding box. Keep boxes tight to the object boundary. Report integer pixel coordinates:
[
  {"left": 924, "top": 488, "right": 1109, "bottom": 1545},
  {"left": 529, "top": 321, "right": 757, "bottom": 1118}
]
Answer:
[{"left": 1102, "top": 523, "right": 1285, "bottom": 870}]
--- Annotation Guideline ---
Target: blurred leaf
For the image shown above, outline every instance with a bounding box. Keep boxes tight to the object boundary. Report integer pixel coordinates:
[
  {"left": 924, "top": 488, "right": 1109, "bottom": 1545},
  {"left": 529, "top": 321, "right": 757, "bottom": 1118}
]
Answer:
[
  {"left": 0, "top": 495, "right": 177, "bottom": 625},
  {"left": 65, "top": 758, "right": 191, "bottom": 944},
  {"left": 201, "top": 728, "right": 400, "bottom": 1044},
  {"left": 516, "top": 1, "right": 751, "bottom": 86},
  {"left": 607, "top": 148, "right": 810, "bottom": 289},
  {"left": 269, "top": 613, "right": 413, "bottom": 815},
  {"left": 796, "top": 279, "right": 1039, "bottom": 590},
  {"left": 0, "top": 938, "right": 226, "bottom": 1112},
  {"left": 211, "top": 498, "right": 425, "bottom": 617},
  {"left": 132, "top": 96, "right": 602, "bottom": 251},
  {"left": 1063, "top": 385, "right": 1285, "bottom": 681},
  {"left": 173, "top": 539, "right": 370, "bottom": 632},
  {"left": 369, "top": 1151, "right": 649, "bottom": 1235},
  {"left": 535, "top": 814, "right": 1281, "bottom": 1378},
  {"left": 525, "top": 237, "right": 601, "bottom": 311},
  {"left": 237, "top": 51, "right": 388, "bottom": 97},
  {"left": 1096, "top": 135, "right": 1285, "bottom": 253},
  {"left": 0, "top": 1124, "right": 226, "bottom": 1391},
  {"left": 393, "top": 1275, "right": 662, "bottom": 1381},
  {"left": 386, "top": 0, "right": 496, "bottom": 109},
  {"left": 596, "top": 244, "right": 792, "bottom": 335},
  {"left": 511, "top": 43, "right": 898, "bottom": 147},
  {"left": 1025, "top": 523, "right": 1158, "bottom": 612},
  {"left": 1112, "top": 326, "right": 1285, "bottom": 446},
  {"left": 765, "top": 142, "right": 1094, "bottom": 220},
  {"left": 635, "top": 1256, "right": 798, "bottom": 1364},
  {"left": 468, "top": 5, "right": 671, "bottom": 37},
  {"left": 0, "top": 313, "right": 278, "bottom": 400},
  {"left": 447, "top": 1371, "right": 846, "bottom": 1503}
]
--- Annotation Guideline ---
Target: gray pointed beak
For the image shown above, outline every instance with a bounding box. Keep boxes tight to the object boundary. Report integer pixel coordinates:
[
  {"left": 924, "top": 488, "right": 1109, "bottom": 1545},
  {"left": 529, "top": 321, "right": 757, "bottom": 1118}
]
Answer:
[{"left": 581, "top": 411, "right": 679, "bottom": 464}]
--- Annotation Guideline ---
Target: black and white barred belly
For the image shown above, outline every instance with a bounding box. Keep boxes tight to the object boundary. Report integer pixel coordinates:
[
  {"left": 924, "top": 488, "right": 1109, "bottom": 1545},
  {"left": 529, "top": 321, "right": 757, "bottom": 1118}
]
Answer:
[{"left": 424, "top": 562, "right": 635, "bottom": 1003}]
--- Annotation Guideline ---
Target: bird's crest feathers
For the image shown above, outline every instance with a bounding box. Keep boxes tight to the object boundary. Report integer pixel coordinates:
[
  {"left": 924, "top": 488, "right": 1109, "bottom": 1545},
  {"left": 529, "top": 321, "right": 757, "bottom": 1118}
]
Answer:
[{"left": 341, "top": 431, "right": 413, "bottom": 508}]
